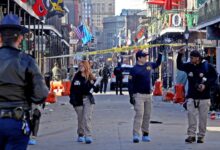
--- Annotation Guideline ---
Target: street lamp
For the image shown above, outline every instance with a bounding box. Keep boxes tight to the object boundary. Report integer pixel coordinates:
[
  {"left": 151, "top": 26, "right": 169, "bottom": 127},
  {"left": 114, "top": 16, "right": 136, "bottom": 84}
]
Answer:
[{"left": 184, "top": 26, "right": 189, "bottom": 61}]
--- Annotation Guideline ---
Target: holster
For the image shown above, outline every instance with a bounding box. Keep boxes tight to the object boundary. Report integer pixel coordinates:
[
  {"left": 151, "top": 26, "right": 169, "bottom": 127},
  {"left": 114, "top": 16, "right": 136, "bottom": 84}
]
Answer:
[{"left": 0, "top": 107, "right": 25, "bottom": 120}]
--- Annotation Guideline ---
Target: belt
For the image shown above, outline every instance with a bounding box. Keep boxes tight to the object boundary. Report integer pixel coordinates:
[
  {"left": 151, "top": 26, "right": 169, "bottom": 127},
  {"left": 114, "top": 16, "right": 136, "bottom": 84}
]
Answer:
[{"left": 0, "top": 107, "right": 25, "bottom": 120}]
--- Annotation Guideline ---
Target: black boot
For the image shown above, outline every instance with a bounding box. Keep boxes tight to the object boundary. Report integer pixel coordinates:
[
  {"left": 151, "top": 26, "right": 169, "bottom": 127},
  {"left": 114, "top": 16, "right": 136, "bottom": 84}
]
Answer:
[
  {"left": 197, "top": 137, "right": 204, "bottom": 143},
  {"left": 185, "top": 136, "right": 196, "bottom": 143}
]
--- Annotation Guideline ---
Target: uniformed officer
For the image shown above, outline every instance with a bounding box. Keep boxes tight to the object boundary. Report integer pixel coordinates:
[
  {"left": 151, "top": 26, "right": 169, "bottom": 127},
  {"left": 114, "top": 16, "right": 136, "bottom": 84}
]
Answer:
[
  {"left": 177, "top": 49, "right": 217, "bottom": 143},
  {"left": 128, "top": 50, "right": 162, "bottom": 143},
  {"left": 0, "top": 14, "right": 48, "bottom": 149}
]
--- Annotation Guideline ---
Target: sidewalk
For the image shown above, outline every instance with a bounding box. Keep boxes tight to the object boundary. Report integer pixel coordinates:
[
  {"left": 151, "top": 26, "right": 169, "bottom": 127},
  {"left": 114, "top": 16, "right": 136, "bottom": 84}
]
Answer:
[{"left": 28, "top": 93, "right": 220, "bottom": 150}]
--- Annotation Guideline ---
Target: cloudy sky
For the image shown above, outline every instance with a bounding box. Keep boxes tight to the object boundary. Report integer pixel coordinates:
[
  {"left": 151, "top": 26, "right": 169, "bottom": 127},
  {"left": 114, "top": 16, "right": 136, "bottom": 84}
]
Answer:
[{"left": 115, "top": 0, "right": 146, "bottom": 15}]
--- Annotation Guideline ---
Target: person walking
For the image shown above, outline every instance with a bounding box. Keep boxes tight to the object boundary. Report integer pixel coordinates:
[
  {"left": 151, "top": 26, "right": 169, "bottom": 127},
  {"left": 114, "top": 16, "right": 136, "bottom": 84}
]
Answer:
[
  {"left": 128, "top": 50, "right": 162, "bottom": 143},
  {"left": 0, "top": 14, "right": 48, "bottom": 150},
  {"left": 177, "top": 49, "right": 217, "bottom": 143},
  {"left": 114, "top": 62, "right": 123, "bottom": 95},
  {"left": 99, "top": 63, "right": 110, "bottom": 93},
  {"left": 52, "top": 62, "right": 62, "bottom": 81},
  {"left": 69, "top": 60, "right": 99, "bottom": 144}
]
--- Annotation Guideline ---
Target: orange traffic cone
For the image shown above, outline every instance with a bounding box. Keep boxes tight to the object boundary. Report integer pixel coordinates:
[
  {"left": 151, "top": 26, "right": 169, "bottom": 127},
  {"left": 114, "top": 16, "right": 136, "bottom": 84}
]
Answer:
[
  {"left": 174, "top": 84, "right": 185, "bottom": 103},
  {"left": 153, "top": 81, "right": 163, "bottom": 96}
]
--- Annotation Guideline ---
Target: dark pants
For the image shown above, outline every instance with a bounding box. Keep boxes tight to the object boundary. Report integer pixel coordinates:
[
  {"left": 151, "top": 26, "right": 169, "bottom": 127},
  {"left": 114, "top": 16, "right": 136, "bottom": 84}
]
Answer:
[
  {"left": 30, "top": 109, "right": 41, "bottom": 137},
  {"left": 0, "top": 118, "right": 29, "bottom": 150},
  {"left": 116, "top": 78, "right": 123, "bottom": 95},
  {"left": 100, "top": 79, "right": 108, "bottom": 93}
]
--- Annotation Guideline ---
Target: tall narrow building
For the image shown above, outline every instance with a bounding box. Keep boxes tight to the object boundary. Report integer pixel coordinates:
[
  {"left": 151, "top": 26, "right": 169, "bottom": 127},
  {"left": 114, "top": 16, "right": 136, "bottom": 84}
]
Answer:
[{"left": 91, "top": 0, "right": 115, "bottom": 50}]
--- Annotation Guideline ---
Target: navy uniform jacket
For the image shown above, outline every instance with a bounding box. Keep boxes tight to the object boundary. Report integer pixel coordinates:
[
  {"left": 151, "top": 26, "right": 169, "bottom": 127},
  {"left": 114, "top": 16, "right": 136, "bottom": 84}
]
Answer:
[
  {"left": 69, "top": 71, "right": 99, "bottom": 107},
  {"left": 128, "top": 54, "right": 162, "bottom": 96},
  {"left": 177, "top": 53, "right": 217, "bottom": 99}
]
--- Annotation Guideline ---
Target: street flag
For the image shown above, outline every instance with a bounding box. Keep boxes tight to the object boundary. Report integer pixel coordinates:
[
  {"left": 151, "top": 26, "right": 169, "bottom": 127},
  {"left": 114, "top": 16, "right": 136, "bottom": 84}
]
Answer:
[
  {"left": 79, "top": 25, "right": 92, "bottom": 44},
  {"left": 73, "top": 26, "right": 84, "bottom": 39}
]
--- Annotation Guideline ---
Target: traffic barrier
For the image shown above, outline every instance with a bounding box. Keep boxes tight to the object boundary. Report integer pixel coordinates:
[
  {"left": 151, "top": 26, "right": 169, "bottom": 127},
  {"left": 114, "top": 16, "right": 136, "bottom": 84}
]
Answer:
[
  {"left": 46, "top": 91, "right": 57, "bottom": 103},
  {"left": 153, "top": 81, "right": 163, "bottom": 96},
  {"left": 50, "top": 80, "right": 71, "bottom": 96},
  {"left": 50, "top": 81, "right": 64, "bottom": 96},
  {"left": 61, "top": 80, "right": 71, "bottom": 96},
  {"left": 173, "top": 84, "right": 185, "bottom": 103}
]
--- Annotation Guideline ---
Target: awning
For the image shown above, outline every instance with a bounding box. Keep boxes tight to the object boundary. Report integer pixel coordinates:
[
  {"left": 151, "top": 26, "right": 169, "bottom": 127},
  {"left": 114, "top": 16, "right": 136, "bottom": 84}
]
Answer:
[
  {"left": 25, "top": 25, "right": 62, "bottom": 38},
  {"left": 197, "top": 17, "right": 220, "bottom": 30},
  {"left": 159, "top": 27, "right": 184, "bottom": 36}
]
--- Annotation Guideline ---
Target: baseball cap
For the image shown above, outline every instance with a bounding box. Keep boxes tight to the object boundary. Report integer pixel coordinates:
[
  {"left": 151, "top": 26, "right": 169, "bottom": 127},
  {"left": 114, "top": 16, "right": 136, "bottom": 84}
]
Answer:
[
  {"left": 190, "top": 50, "right": 202, "bottom": 58},
  {"left": 136, "top": 50, "right": 148, "bottom": 59}
]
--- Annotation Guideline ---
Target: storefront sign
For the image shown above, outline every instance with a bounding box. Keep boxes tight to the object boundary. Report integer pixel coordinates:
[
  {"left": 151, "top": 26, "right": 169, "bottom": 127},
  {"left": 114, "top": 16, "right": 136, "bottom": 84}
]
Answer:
[{"left": 172, "top": 14, "right": 181, "bottom": 27}]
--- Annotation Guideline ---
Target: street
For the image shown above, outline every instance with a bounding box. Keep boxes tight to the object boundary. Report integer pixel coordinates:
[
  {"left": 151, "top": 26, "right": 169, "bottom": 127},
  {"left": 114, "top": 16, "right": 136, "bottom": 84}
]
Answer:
[{"left": 28, "top": 91, "right": 220, "bottom": 150}]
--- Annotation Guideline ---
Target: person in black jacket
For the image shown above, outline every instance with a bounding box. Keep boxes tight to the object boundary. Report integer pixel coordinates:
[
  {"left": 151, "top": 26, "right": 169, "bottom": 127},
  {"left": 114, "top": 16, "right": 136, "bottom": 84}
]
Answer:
[
  {"left": 99, "top": 63, "right": 110, "bottom": 93},
  {"left": 177, "top": 49, "right": 217, "bottom": 144},
  {"left": 114, "top": 62, "right": 123, "bottom": 95},
  {"left": 0, "top": 14, "right": 48, "bottom": 150},
  {"left": 69, "top": 60, "right": 99, "bottom": 144}
]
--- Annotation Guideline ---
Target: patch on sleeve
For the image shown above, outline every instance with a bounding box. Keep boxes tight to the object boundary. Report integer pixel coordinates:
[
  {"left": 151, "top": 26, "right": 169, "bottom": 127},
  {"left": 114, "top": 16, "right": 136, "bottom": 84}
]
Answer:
[{"left": 146, "top": 66, "right": 152, "bottom": 70}]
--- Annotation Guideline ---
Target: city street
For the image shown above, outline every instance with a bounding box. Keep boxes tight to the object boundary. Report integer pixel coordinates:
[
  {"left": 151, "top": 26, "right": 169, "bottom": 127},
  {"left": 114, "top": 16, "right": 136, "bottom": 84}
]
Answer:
[{"left": 28, "top": 91, "right": 220, "bottom": 150}]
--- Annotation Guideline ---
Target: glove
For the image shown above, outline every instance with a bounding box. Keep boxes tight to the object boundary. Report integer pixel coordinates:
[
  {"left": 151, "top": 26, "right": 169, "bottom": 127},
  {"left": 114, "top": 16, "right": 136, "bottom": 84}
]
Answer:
[{"left": 130, "top": 96, "right": 135, "bottom": 105}]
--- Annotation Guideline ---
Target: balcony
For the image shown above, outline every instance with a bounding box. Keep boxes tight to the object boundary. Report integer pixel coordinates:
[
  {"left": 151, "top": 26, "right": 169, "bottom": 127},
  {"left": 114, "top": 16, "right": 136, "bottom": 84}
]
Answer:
[
  {"left": 197, "top": 0, "right": 220, "bottom": 29},
  {"left": 148, "top": 9, "right": 198, "bottom": 38}
]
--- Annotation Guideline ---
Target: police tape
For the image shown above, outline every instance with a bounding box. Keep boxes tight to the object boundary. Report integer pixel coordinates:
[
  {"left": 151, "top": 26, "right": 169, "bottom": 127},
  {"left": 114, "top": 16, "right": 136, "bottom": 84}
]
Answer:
[
  {"left": 45, "top": 43, "right": 186, "bottom": 59},
  {"left": 85, "top": 43, "right": 185, "bottom": 55}
]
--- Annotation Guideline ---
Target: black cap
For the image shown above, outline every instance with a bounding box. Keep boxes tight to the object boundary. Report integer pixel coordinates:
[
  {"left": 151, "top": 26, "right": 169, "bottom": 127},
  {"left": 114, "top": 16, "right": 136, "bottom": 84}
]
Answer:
[
  {"left": 190, "top": 50, "right": 202, "bottom": 58},
  {"left": 136, "top": 50, "right": 148, "bottom": 59}
]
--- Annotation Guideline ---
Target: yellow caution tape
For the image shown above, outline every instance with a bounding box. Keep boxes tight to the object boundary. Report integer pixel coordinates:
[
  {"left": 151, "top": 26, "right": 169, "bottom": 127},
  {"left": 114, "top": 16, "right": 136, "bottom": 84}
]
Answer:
[{"left": 83, "top": 43, "right": 185, "bottom": 56}]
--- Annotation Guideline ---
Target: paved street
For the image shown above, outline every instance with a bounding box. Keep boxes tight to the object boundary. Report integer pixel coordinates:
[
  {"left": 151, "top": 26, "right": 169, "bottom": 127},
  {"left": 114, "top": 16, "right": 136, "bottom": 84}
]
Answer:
[{"left": 28, "top": 91, "right": 220, "bottom": 150}]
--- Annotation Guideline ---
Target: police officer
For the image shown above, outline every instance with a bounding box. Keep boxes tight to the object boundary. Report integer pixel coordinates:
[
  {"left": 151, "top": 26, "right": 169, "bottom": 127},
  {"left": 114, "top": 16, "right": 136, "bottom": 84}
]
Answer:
[
  {"left": 128, "top": 50, "right": 162, "bottom": 143},
  {"left": 113, "top": 62, "right": 123, "bottom": 95},
  {"left": 0, "top": 14, "right": 48, "bottom": 149},
  {"left": 99, "top": 63, "right": 111, "bottom": 93},
  {"left": 177, "top": 49, "right": 217, "bottom": 143}
]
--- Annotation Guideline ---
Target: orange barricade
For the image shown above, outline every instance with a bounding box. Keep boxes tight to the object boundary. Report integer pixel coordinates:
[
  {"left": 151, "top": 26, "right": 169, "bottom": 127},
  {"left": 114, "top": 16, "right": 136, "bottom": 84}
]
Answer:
[
  {"left": 61, "top": 81, "right": 71, "bottom": 96},
  {"left": 173, "top": 84, "right": 185, "bottom": 103},
  {"left": 50, "top": 81, "right": 64, "bottom": 96},
  {"left": 153, "top": 81, "right": 163, "bottom": 96},
  {"left": 46, "top": 91, "right": 57, "bottom": 103}
]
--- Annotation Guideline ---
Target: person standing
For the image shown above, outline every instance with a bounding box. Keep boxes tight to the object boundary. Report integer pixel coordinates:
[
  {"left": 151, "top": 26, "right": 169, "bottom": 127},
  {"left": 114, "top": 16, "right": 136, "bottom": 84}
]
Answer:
[
  {"left": 114, "top": 62, "right": 123, "bottom": 95},
  {"left": 0, "top": 14, "right": 48, "bottom": 150},
  {"left": 52, "top": 62, "right": 62, "bottom": 81},
  {"left": 61, "top": 64, "right": 67, "bottom": 80},
  {"left": 99, "top": 63, "right": 110, "bottom": 93},
  {"left": 128, "top": 50, "right": 162, "bottom": 143},
  {"left": 69, "top": 60, "right": 99, "bottom": 144},
  {"left": 69, "top": 64, "right": 75, "bottom": 81},
  {"left": 177, "top": 49, "right": 217, "bottom": 143}
]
